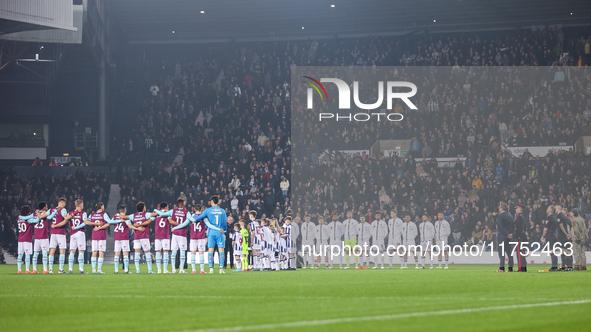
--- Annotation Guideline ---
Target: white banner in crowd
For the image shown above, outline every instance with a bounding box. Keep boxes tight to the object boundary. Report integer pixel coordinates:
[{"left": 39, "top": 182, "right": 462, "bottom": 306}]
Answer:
[
  {"left": 338, "top": 150, "right": 370, "bottom": 156},
  {"left": 506, "top": 146, "right": 572, "bottom": 157},
  {"left": 413, "top": 157, "right": 466, "bottom": 168},
  {"left": 51, "top": 156, "right": 82, "bottom": 164},
  {"left": 383, "top": 149, "right": 407, "bottom": 157}
]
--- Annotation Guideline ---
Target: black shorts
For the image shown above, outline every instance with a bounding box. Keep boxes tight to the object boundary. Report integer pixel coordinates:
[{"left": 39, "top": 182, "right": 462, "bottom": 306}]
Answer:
[
  {"left": 557, "top": 237, "right": 568, "bottom": 247},
  {"left": 546, "top": 236, "right": 557, "bottom": 249}
]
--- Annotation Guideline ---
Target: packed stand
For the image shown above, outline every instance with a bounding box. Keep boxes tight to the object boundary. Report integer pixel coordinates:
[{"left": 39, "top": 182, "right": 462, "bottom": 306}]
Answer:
[{"left": 105, "top": 28, "right": 591, "bottom": 254}]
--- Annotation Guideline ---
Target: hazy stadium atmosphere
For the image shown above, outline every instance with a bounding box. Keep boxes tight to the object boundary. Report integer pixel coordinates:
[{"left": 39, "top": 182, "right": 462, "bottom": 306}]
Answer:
[{"left": 1, "top": 1, "right": 591, "bottom": 331}]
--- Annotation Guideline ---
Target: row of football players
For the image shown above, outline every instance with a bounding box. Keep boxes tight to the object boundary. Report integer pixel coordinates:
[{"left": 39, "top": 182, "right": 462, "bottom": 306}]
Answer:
[
  {"left": 15, "top": 197, "right": 217, "bottom": 274},
  {"left": 15, "top": 197, "right": 298, "bottom": 274},
  {"left": 237, "top": 211, "right": 296, "bottom": 272},
  {"left": 297, "top": 210, "right": 452, "bottom": 269}
]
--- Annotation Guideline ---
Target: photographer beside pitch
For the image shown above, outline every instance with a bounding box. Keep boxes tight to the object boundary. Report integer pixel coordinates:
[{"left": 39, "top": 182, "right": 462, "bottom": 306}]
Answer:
[{"left": 496, "top": 202, "right": 515, "bottom": 272}]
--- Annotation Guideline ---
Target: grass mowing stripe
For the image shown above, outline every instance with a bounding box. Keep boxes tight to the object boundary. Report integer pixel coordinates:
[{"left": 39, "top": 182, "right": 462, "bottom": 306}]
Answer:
[
  {"left": 0, "top": 293, "right": 554, "bottom": 302},
  {"left": 180, "top": 299, "right": 591, "bottom": 332}
]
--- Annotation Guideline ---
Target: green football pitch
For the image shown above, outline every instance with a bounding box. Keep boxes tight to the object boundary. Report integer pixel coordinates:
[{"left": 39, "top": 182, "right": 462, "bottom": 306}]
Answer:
[{"left": 1, "top": 264, "right": 590, "bottom": 332}]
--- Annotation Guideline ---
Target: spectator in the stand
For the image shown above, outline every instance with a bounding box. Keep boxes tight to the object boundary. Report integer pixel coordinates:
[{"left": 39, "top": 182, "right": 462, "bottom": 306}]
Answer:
[
  {"left": 531, "top": 224, "right": 543, "bottom": 246},
  {"left": 231, "top": 196, "right": 239, "bottom": 216},
  {"left": 280, "top": 177, "right": 290, "bottom": 199},
  {"left": 149, "top": 83, "right": 159, "bottom": 97},
  {"left": 32, "top": 157, "right": 43, "bottom": 166},
  {"left": 410, "top": 137, "right": 421, "bottom": 158},
  {"left": 472, "top": 224, "right": 484, "bottom": 244}
]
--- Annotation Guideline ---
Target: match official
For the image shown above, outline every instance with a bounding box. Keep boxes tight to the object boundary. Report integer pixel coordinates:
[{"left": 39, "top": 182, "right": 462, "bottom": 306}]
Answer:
[
  {"left": 514, "top": 204, "right": 527, "bottom": 272},
  {"left": 496, "top": 202, "right": 515, "bottom": 272},
  {"left": 555, "top": 205, "right": 572, "bottom": 271},
  {"left": 224, "top": 216, "right": 234, "bottom": 269},
  {"left": 541, "top": 206, "right": 559, "bottom": 271}
]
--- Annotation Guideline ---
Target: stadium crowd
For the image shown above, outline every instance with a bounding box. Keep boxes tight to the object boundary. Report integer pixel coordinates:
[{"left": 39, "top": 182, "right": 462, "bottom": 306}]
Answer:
[
  {"left": 95, "top": 30, "right": 591, "bottom": 249},
  {"left": 4, "top": 27, "right": 591, "bottom": 264}
]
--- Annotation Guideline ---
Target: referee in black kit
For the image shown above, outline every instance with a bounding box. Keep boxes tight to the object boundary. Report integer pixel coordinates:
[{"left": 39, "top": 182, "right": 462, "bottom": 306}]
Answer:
[
  {"left": 496, "top": 202, "right": 515, "bottom": 272},
  {"left": 542, "top": 205, "right": 559, "bottom": 271},
  {"left": 555, "top": 205, "right": 573, "bottom": 271},
  {"left": 514, "top": 204, "right": 528, "bottom": 272}
]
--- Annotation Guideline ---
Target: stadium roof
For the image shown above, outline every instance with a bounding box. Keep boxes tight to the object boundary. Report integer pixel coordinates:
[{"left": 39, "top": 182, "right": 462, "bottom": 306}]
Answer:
[{"left": 111, "top": 0, "right": 591, "bottom": 44}]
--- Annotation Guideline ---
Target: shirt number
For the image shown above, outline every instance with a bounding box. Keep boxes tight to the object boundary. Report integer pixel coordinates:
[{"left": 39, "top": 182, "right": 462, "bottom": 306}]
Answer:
[
  {"left": 34, "top": 220, "right": 44, "bottom": 229},
  {"left": 176, "top": 217, "right": 184, "bottom": 225}
]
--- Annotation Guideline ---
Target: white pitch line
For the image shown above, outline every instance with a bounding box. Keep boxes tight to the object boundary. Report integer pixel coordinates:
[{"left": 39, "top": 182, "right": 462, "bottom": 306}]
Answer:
[{"left": 179, "top": 299, "right": 591, "bottom": 332}]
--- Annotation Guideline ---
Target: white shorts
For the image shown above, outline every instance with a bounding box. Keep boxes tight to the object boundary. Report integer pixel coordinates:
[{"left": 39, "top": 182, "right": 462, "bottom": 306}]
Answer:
[
  {"left": 50, "top": 234, "right": 67, "bottom": 249},
  {"left": 253, "top": 242, "right": 261, "bottom": 250},
  {"left": 190, "top": 239, "right": 206, "bottom": 252},
  {"left": 155, "top": 239, "right": 170, "bottom": 251},
  {"left": 114, "top": 240, "right": 130, "bottom": 253},
  {"left": 435, "top": 239, "right": 448, "bottom": 249},
  {"left": 34, "top": 239, "right": 50, "bottom": 252},
  {"left": 134, "top": 238, "right": 151, "bottom": 252},
  {"left": 92, "top": 240, "right": 107, "bottom": 252},
  {"left": 302, "top": 241, "right": 314, "bottom": 254},
  {"left": 18, "top": 242, "right": 32, "bottom": 255},
  {"left": 388, "top": 241, "right": 402, "bottom": 252},
  {"left": 69, "top": 232, "right": 86, "bottom": 251},
  {"left": 373, "top": 241, "right": 386, "bottom": 252},
  {"left": 358, "top": 240, "right": 370, "bottom": 249},
  {"left": 171, "top": 235, "right": 187, "bottom": 251}
]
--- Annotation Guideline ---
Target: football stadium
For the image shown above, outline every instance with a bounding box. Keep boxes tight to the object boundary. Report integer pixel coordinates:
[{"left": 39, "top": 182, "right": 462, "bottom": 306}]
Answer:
[{"left": 1, "top": 1, "right": 591, "bottom": 331}]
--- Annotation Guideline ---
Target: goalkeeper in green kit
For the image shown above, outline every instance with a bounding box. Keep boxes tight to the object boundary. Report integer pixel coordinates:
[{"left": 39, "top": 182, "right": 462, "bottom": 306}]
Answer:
[{"left": 240, "top": 219, "right": 250, "bottom": 271}]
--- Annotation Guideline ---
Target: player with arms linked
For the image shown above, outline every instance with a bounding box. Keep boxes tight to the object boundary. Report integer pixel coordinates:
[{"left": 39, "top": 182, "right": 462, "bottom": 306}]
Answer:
[
  {"left": 172, "top": 204, "right": 209, "bottom": 274},
  {"left": 32, "top": 202, "right": 51, "bottom": 274},
  {"left": 168, "top": 199, "right": 191, "bottom": 273},
  {"left": 45, "top": 198, "right": 68, "bottom": 273},
  {"left": 67, "top": 199, "right": 89, "bottom": 274},
  {"left": 118, "top": 202, "right": 158, "bottom": 274},
  {"left": 152, "top": 202, "right": 172, "bottom": 274},
  {"left": 16, "top": 205, "right": 40, "bottom": 274},
  {"left": 105, "top": 205, "right": 146, "bottom": 274},
  {"left": 192, "top": 196, "right": 227, "bottom": 274}
]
